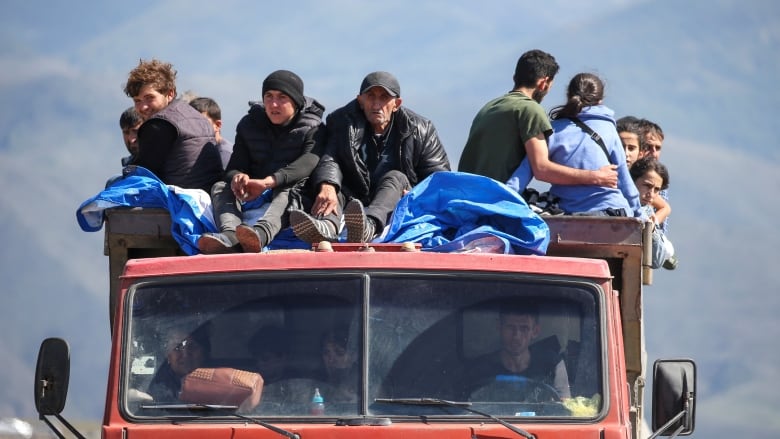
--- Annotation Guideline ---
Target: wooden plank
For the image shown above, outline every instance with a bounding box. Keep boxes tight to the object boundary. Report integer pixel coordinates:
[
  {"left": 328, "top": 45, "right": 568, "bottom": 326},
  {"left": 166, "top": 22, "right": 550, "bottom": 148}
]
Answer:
[{"left": 104, "top": 208, "right": 181, "bottom": 331}]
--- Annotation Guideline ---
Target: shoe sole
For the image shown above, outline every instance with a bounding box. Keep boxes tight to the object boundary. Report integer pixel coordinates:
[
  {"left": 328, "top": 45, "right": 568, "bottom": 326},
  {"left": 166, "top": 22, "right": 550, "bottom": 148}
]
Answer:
[
  {"left": 289, "top": 210, "right": 336, "bottom": 244},
  {"left": 344, "top": 200, "right": 367, "bottom": 243},
  {"left": 236, "top": 225, "right": 263, "bottom": 253},
  {"left": 198, "top": 234, "right": 239, "bottom": 254}
]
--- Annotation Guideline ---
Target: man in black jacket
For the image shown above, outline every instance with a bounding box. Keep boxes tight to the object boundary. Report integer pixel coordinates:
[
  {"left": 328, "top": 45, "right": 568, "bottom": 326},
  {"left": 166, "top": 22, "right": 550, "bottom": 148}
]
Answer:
[
  {"left": 197, "top": 70, "right": 326, "bottom": 253},
  {"left": 290, "top": 71, "right": 450, "bottom": 243}
]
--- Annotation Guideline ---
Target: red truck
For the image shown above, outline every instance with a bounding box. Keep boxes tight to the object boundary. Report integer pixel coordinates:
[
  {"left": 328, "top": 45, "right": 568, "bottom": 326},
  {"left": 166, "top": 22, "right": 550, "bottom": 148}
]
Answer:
[{"left": 34, "top": 209, "right": 695, "bottom": 439}]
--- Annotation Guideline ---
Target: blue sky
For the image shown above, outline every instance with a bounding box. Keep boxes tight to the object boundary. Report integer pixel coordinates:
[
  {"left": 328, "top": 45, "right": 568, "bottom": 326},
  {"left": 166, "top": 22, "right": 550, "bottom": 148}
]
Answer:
[{"left": 1, "top": 1, "right": 779, "bottom": 437}]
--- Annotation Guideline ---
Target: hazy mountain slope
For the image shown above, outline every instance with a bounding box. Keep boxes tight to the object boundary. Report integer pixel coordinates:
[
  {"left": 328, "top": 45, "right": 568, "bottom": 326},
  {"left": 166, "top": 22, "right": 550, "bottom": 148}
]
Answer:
[
  {"left": 539, "top": 0, "right": 780, "bottom": 161},
  {"left": 0, "top": 1, "right": 778, "bottom": 437},
  {"left": 643, "top": 136, "right": 780, "bottom": 438},
  {"left": 0, "top": 207, "right": 109, "bottom": 419}
]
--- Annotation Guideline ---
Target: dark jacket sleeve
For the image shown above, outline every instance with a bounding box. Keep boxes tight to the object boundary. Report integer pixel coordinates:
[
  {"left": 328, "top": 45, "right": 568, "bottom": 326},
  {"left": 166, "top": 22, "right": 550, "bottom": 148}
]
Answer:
[
  {"left": 312, "top": 111, "right": 347, "bottom": 192},
  {"left": 412, "top": 118, "right": 451, "bottom": 183},
  {"left": 272, "top": 124, "right": 325, "bottom": 187},
  {"left": 224, "top": 118, "right": 253, "bottom": 183},
  {"left": 136, "top": 119, "right": 178, "bottom": 176}
]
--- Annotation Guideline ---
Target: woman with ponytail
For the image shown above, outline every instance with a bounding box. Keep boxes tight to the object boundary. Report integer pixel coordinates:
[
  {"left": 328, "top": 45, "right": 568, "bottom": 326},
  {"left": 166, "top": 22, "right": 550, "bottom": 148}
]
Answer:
[{"left": 535, "top": 73, "right": 641, "bottom": 216}]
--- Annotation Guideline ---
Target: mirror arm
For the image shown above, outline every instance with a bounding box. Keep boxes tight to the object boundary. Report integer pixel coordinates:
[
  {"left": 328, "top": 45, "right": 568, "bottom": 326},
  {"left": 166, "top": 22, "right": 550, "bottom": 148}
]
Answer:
[
  {"left": 55, "top": 414, "right": 89, "bottom": 439},
  {"left": 38, "top": 415, "right": 68, "bottom": 439},
  {"left": 647, "top": 392, "right": 692, "bottom": 439},
  {"left": 647, "top": 409, "right": 685, "bottom": 439},
  {"left": 38, "top": 414, "right": 89, "bottom": 439}
]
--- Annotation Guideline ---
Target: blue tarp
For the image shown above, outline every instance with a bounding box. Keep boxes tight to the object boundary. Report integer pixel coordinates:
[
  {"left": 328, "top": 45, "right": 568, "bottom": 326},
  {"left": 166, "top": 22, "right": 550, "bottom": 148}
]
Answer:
[
  {"left": 76, "top": 167, "right": 308, "bottom": 254},
  {"left": 78, "top": 169, "right": 549, "bottom": 256},
  {"left": 77, "top": 167, "right": 220, "bottom": 255},
  {"left": 380, "top": 172, "right": 550, "bottom": 255}
]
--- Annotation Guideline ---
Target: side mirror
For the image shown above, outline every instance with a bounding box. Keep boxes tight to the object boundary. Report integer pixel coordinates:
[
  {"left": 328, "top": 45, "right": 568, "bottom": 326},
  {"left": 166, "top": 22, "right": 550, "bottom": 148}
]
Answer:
[
  {"left": 34, "top": 338, "right": 71, "bottom": 416},
  {"left": 651, "top": 358, "right": 696, "bottom": 437}
]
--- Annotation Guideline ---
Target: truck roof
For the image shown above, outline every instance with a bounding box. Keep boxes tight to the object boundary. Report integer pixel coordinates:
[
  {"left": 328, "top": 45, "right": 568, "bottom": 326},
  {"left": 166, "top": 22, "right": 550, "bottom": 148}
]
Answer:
[{"left": 120, "top": 247, "right": 613, "bottom": 281}]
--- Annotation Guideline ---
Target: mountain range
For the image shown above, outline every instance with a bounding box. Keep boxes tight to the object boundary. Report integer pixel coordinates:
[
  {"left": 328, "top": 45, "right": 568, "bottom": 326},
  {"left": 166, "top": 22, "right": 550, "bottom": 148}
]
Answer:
[{"left": 0, "top": 1, "right": 778, "bottom": 437}]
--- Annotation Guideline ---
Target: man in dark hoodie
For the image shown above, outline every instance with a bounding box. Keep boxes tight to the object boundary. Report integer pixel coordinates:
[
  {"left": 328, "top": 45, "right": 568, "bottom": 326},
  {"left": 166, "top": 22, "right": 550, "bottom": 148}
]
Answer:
[{"left": 198, "top": 70, "right": 326, "bottom": 253}]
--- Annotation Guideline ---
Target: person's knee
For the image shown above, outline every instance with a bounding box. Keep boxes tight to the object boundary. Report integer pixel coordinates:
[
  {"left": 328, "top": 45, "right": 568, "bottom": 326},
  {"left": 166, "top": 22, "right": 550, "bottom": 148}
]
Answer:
[
  {"left": 210, "top": 180, "right": 228, "bottom": 197},
  {"left": 380, "top": 170, "right": 410, "bottom": 191}
]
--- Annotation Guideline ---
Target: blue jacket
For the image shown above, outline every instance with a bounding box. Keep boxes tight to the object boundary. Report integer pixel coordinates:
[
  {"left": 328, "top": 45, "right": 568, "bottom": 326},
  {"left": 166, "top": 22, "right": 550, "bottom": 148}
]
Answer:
[{"left": 507, "top": 105, "right": 640, "bottom": 216}]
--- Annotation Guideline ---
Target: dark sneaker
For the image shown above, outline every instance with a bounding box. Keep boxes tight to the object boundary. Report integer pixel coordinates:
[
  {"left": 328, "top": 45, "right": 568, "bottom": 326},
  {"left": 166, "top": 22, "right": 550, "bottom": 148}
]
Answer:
[
  {"left": 289, "top": 209, "right": 338, "bottom": 243},
  {"left": 662, "top": 255, "right": 678, "bottom": 270},
  {"left": 236, "top": 225, "right": 268, "bottom": 253},
  {"left": 197, "top": 232, "right": 240, "bottom": 254},
  {"left": 344, "top": 199, "right": 376, "bottom": 243}
]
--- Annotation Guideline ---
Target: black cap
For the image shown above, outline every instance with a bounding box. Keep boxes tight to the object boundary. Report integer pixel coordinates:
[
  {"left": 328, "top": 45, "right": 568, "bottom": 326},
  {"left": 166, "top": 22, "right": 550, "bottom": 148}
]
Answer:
[
  {"left": 262, "top": 70, "right": 305, "bottom": 109},
  {"left": 360, "top": 71, "right": 400, "bottom": 97}
]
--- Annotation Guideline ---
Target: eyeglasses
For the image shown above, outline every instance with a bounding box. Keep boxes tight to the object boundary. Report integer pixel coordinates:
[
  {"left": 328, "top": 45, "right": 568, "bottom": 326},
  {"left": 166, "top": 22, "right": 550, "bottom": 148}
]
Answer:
[{"left": 170, "top": 338, "right": 202, "bottom": 353}]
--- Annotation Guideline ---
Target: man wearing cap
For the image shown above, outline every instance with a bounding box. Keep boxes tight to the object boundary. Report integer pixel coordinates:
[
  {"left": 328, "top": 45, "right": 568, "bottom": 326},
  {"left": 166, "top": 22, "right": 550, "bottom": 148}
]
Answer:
[
  {"left": 289, "top": 71, "right": 450, "bottom": 244},
  {"left": 197, "top": 70, "right": 326, "bottom": 253}
]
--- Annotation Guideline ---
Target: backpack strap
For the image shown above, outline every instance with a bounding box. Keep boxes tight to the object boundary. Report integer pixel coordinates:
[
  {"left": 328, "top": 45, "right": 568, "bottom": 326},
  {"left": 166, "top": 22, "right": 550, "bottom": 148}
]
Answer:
[{"left": 567, "top": 117, "right": 613, "bottom": 165}]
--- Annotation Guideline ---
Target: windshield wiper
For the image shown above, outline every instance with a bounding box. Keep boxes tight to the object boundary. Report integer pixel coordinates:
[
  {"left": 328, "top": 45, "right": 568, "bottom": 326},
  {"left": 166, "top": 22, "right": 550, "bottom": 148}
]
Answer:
[
  {"left": 375, "top": 398, "right": 535, "bottom": 439},
  {"left": 140, "top": 403, "right": 300, "bottom": 439},
  {"left": 142, "top": 403, "right": 238, "bottom": 410}
]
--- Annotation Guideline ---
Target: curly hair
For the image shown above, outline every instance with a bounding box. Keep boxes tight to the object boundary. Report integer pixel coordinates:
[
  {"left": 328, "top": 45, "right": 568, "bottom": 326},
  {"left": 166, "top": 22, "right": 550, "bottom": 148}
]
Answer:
[{"left": 124, "top": 59, "right": 177, "bottom": 98}]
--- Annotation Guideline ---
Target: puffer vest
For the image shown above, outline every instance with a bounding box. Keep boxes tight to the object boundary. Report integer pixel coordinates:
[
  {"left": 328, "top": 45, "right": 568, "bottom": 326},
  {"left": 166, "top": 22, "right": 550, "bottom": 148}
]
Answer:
[{"left": 151, "top": 99, "right": 223, "bottom": 192}]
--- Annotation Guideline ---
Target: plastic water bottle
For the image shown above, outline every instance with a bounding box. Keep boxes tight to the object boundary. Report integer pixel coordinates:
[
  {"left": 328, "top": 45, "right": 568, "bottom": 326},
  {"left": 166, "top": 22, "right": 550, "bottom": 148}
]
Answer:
[{"left": 310, "top": 388, "right": 325, "bottom": 415}]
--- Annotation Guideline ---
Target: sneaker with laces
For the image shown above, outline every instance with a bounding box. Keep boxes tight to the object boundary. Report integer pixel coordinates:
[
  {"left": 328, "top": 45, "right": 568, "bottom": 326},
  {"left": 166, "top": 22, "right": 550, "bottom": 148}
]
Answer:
[
  {"left": 236, "top": 225, "right": 268, "bottom": 253},
  {"left": 197, "top": 231, "right": 241, "bottom": 254},
  {"left": 289, "top": 209, "right": 338, "bottom": 243},
  {"left": 344, "top": 199, "right": 376, "bottom": 243}
]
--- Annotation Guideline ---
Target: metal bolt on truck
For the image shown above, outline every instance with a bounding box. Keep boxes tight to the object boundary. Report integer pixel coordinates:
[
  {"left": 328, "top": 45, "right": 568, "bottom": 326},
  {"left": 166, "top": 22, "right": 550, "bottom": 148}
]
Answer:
[{"left": 34, "top": 209, "right": 696, "bottom": 439}]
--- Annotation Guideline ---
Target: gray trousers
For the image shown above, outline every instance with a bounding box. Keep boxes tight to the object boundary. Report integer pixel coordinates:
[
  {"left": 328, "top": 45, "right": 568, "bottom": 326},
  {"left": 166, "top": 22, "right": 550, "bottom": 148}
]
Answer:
[
  {"left": 210, "top": 181, "right": 291, "bottom": 242},
  {"left": 344, "top": 170, "right": 410, "bottom": 229}
]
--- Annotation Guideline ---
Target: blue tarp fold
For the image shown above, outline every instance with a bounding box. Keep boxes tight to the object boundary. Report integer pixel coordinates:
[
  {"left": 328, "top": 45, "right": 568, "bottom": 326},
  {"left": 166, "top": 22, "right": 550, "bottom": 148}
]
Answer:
[
  {"left": 78, "top": 169, "right": 549, "bottom": 256},
  {"left": 381, "top": 172, "right": 550, "bottom": 255},
  {"left": 76, "top": 167, "right": 219, "bottom": 255}
]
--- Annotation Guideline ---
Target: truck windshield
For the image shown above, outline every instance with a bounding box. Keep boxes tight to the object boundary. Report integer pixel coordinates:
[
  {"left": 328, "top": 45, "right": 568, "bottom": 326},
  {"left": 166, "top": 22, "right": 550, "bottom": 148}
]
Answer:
[{"left": 123, "top": 272, "right": 603, "bottom": 420}]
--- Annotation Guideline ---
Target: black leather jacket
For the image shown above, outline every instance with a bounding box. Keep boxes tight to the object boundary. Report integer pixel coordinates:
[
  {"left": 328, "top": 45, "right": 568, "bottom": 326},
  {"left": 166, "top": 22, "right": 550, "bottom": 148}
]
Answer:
[{"left": 312, "top": 99, "right": 450, "bottom": 199}]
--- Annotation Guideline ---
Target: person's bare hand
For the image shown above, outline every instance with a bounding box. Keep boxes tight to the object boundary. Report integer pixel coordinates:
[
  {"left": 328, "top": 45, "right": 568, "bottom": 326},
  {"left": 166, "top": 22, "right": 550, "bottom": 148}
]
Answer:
[
  {"left": 232, "top": 175, "right": 274, "bottom": 202},
  {"left": 312, "top": 184, "right": 339, "bottom": 216},
  {"left": 594, "top": 164, "right": 618, "bottom": 188},
  {"left": 240, "top": 179, "right": 268, "bottom": 202},
  {"left": 231, "top": 173, "right": 250, "bottom": 199}
]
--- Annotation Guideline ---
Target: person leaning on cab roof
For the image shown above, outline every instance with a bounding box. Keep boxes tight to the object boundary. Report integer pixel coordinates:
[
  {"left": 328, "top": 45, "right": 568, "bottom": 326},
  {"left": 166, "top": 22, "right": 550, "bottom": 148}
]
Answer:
[
  {"left": 123, "top": 59, "right": 223, "bottom": 193},
  {"left": 289, "top": 71, "right": 451, "bottom": 244}
]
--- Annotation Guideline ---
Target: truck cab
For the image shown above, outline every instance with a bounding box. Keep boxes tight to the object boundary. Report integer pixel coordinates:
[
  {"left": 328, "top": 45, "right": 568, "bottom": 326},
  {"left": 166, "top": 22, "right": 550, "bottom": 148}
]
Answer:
[{"left": 35, "top": 209, "right": 695, "bottom": 439}]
